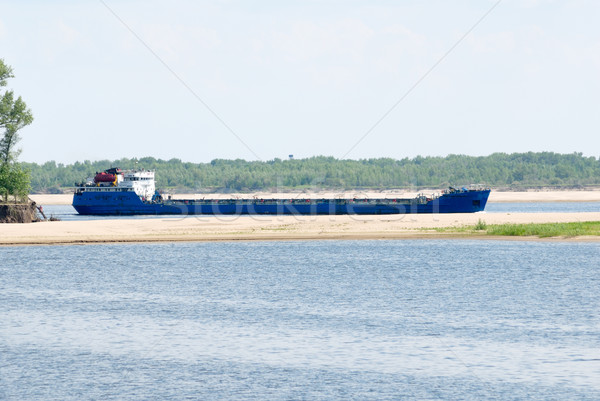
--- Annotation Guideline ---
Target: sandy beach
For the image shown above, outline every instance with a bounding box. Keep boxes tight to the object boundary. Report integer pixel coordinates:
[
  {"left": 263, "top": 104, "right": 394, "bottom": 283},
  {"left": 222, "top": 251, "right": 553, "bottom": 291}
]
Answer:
[{"left": 1, "top": 212, "right": 599, "bottom": 246}]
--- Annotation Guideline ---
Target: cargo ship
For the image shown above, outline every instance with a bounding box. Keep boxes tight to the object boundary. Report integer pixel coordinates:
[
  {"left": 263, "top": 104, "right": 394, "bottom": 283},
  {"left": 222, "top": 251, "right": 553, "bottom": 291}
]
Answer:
[{"left": 73, "top": 168, "right": 490, "bottom": 215}]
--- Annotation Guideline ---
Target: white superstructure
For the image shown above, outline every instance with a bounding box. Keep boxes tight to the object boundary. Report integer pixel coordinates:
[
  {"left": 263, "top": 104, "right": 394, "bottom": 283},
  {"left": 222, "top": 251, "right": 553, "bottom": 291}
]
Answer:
[
  {"left": 86, "top": 169, "right": 157, "bottom": 201},
  {"left": 119, "top": 170, "right": 156, "bottom": 200}
]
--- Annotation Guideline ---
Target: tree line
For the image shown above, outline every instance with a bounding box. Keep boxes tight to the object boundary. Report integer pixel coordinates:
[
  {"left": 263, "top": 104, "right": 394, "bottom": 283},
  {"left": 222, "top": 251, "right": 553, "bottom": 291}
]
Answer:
[
  {"left": 0, "top": 59, "right": 33, "bottom": 202},
  {"left": 23, "top": 152, "right": 600, "bottom": 193}
]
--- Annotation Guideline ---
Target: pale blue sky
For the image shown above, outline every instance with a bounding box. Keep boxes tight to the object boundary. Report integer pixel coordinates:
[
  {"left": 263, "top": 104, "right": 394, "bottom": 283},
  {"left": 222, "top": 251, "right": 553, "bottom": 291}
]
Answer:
[{"left": 1, "top": 0, "right": 599, "bottom": 164}]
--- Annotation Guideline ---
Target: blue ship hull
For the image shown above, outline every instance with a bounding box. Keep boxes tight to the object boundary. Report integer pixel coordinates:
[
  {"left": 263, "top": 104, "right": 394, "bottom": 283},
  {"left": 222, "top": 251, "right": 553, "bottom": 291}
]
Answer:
[{"left": 73, "top": 189, "right": 490, "bottom": 215}]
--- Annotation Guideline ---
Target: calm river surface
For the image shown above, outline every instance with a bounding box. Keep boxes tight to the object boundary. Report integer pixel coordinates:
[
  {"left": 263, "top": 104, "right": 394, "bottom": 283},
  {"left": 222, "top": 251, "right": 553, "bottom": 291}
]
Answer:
[{"left": 1, "top": 240, "right": 599, "bottom": 400}]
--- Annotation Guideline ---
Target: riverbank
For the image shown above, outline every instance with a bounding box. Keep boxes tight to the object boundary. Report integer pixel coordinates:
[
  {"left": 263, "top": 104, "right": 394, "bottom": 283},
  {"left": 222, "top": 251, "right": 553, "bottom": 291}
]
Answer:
[
  {"left": 0, "top": 202, "right": 40, "bottom": 223},
  {"left": 2, "top": 212, "right": 599, "bottom": 246}
]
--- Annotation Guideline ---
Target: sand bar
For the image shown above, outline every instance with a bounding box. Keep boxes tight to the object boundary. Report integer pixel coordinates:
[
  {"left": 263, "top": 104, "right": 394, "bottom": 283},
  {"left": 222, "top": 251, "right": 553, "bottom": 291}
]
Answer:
[
  {"left": 29, "top": 190, "right": 600, "bottom": 206},
  {"left": 2, "top": 212, "right": 600, "bottom": 246},
  {"left": 488, "top": 191, "right": 600, "bottom": 203}
]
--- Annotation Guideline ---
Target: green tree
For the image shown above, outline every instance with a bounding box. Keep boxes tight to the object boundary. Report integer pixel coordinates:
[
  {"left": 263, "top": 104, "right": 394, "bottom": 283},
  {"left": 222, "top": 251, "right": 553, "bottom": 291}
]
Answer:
[
  {"left": 0, "top": 163, "right": 30, "bottom": 200},
  {"left": 0, "top": 59, "right": 34, "bottom": 201}
]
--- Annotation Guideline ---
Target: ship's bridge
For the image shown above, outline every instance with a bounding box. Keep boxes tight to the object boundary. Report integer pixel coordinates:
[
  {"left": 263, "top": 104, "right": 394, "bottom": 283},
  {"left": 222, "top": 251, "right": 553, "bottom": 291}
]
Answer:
[{"left": 119, "top": 170, "right": 155, "bottom": 200}]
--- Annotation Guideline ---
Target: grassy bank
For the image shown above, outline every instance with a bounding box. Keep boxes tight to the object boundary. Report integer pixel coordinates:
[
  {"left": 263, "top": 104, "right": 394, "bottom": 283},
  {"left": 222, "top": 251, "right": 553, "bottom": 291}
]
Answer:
[{"left": 438, "top": 220, "right": 600, "bottom": 238}]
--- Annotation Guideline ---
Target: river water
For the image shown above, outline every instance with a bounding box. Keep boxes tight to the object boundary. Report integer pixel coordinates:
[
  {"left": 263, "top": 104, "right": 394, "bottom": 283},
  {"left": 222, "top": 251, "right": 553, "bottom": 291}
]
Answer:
[{"left": 1, "top": 240, "right": 599, "bottom": 400}]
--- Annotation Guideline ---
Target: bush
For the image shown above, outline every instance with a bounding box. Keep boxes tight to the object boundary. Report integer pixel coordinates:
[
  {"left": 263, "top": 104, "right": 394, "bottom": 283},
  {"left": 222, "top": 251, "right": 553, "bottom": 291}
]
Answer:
[{"left": 475, "top": 219, "right": 487, "bottom": 230}]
